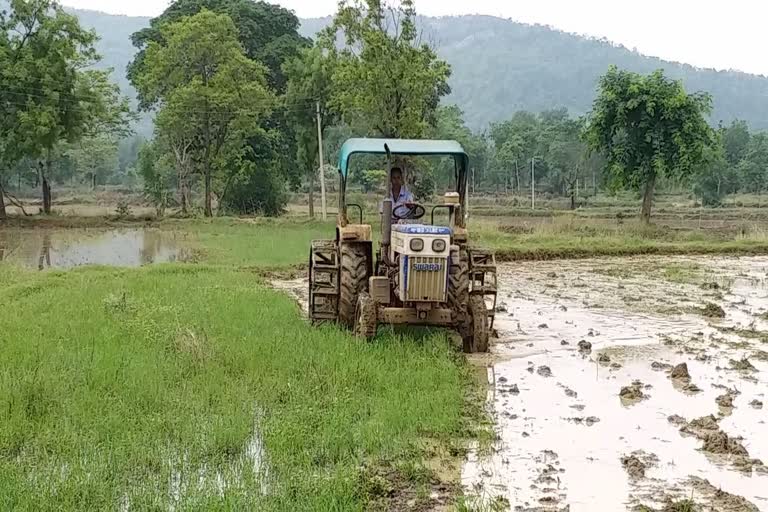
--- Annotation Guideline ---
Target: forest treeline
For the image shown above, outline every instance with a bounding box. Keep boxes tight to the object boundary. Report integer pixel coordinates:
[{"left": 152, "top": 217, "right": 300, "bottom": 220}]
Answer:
[{"left": 1, "top": 0, "right": 766, "bottom": 221}]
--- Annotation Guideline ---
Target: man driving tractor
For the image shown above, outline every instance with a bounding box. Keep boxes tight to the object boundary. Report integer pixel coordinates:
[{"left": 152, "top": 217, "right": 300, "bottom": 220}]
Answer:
[{"left": 381, "top": 166, "right": 415, "bottom": 221}]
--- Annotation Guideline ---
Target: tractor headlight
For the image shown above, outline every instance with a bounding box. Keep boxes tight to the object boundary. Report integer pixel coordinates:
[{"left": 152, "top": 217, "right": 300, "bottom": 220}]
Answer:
[
  {"left": 410, "top": 238, "right": 424, "bottom": 252},
  {"left": 432, "top": 239, "right": 447, "bottom": 253}
]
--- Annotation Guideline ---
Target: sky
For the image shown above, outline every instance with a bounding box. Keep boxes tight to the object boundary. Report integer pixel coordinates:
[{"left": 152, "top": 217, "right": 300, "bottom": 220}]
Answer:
[{"left": 60, "top": 0, "right": 768, "bottom": 76}]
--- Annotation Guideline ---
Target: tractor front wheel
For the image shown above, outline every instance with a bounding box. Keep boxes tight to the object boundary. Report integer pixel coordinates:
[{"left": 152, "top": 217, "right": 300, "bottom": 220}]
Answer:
[
  {"left": 354, "top": 292, "right": 378, "bottom": 340},
  {"left": 463, "top": 295, "right": 489, "bottom": 353},
  {"left": 339, "top": 243, "right": 369, "bottom": 328}
]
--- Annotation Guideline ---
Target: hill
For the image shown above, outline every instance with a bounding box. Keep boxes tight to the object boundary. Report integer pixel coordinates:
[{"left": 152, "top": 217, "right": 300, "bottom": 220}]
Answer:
[
  {"left": 300, "top": 15, "right": 768, "bottom": 131},
  {"left": 10, "top": 5, "right": 768, "bottom": 132}
]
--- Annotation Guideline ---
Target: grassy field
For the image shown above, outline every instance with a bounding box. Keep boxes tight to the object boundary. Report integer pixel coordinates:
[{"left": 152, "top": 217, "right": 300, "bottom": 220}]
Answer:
[
  {"left": 5, "top": 191, "right": 768, "bottom": 510},
  {"left": 0, "top": 263, "right": 482, "bottom": 511}
]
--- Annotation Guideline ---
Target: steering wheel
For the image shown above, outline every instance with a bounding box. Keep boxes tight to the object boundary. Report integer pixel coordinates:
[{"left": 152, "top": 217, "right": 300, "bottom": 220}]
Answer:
[{"left": 393, "top": 203, "right": 426, "bottom": 221}]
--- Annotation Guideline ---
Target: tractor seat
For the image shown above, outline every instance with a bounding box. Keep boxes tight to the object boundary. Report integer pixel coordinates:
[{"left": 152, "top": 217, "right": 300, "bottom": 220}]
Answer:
[{"left": 391, "top": 224, "right": 452, "bottom": 235}]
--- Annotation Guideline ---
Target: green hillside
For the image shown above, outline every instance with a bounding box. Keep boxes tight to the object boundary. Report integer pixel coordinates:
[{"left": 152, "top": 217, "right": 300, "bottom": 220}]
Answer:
[{"left": 27, "top": 6, "right": 768, "bottom": 133}]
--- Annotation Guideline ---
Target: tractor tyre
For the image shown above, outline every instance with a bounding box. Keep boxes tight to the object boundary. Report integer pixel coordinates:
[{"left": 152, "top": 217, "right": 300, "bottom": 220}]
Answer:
[
  {"left": 339, "top": 243, "right": 369, "bottom": 329},
  {"left": 449, "top": 246, "right": 470, "bottom": 327},
  {"left": 354, "top": 292, "right": 378, "bottom": 340},
  {"left": 463, "top": 295, "right": 489, "bottom": 353}
]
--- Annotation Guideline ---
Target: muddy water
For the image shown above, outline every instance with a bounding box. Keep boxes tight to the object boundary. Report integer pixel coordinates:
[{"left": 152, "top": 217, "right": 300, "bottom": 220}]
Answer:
[
  {"left": 0, "top": 228, "right": 190, "bottom": 269},
  {"left": 464, "top": 256, "right": 768, "bottom": 511}
]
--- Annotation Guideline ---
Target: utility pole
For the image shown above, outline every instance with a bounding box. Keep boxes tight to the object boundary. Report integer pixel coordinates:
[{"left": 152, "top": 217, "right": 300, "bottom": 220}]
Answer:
[
  {"left": 316, "top": 101, "right": 327, "bottom": 221},
  {"left": 531, "top": 157, "right": 536, "bottom": 210}
]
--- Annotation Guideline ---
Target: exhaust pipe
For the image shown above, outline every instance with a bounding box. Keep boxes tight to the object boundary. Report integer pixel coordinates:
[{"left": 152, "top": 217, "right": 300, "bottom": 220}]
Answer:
[{"left": 381, "top": 144, "right": 396, "bottom": 267}]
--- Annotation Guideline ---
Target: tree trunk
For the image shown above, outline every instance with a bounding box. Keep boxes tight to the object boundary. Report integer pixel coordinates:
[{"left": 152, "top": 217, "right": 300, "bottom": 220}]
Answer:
[
  {"left": 515, "top": 160, "right": 520, "bottom": 194},
  {"left": 42, "top": 155, "right": 52, "bottom": 215},
  {"left": 308, "top": 168, "right": 315, "bottom": 219},
  {"left": 204, "top": 164, "right": 212, "bottom": 217},
  {"left": 91, "top": 173, "right": 96, "bottom": 191},
  {"left": 0, "top": 182, "right": 6, "bottom": 219},
  {"left": 640, "top": 172, "right": 657, "bottom": 224},
  {"left": 42, "top": 178, "right": 52, "bottom": 215}
]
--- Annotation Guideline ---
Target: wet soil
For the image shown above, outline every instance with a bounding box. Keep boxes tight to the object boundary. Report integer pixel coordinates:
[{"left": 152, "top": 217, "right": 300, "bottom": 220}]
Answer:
[
  {"left": 0, "top": 228, "right": 190, "bottom": 269},
  {"left": 462, "top": 256, "right": 768, "bottom": 511}
]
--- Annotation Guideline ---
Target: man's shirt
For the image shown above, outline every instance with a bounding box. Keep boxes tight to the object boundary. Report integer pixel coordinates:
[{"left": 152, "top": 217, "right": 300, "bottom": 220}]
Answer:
[{"left": 380, "top": 186, "right": 415, "bottom": 215}]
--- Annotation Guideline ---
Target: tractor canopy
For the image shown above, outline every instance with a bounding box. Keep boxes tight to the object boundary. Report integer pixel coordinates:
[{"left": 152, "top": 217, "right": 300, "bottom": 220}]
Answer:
[{"left": 338, "top": 138, "right": 469, "bottom": 179}]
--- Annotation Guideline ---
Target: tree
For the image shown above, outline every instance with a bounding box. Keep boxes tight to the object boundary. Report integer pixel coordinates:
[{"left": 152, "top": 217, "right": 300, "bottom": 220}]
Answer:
[
  {"left": 65, "top": 136, "right": 120, "bottom": 189},
  {"left": 323, "top": 0, "right": 451, "bottom": 139},
  {"left": 135, "top": 10, "right": 274, "bottom": 217},
  {"left": 129, "top": 0, "right": 308, "bottom": 100},
  {"left": 0, "top": 0, "right": 132, "bottom": 216},
  {"left": 432, "top": 105, "right": 487, "bottom": 191},
  {"left": 585, "top": 67, "right": 713, "bottom": 222},
  {"left": 284, "top": 46, "right": 336, "bottom": 218},
  {"left": 137, "top": 140, "right": 173, "bottom": 217},
  {"left": 721, "top": 120, "right": 751, "bottom": 167},
  {"left": 738, "top": 133, "right": 768, "bottom": 198}
]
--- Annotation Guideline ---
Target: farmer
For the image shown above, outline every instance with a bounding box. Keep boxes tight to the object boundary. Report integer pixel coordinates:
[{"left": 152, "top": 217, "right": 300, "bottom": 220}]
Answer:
[{"left": 382, "top": 166, "right": 415, "bottom": 220}]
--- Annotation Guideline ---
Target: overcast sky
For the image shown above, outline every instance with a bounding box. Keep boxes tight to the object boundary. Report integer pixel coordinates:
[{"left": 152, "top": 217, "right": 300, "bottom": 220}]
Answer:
[{"left": 60, "top": 0, "right": 768, "bottom": 76}]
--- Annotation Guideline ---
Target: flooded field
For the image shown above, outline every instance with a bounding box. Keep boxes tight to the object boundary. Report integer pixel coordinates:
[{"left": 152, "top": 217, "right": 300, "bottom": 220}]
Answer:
[
  {"left": 273, "top": 255, "right": 768, "bottom": 510},
  {"left": 0, "top": 228, "right": 191, "bottom": 269},
  {"left": 464, "top": 256, "right": 768, "bottom": 511}
]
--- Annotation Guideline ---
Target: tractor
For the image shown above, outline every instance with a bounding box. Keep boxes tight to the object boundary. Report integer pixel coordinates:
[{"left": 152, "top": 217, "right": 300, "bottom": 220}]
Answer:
[{"left": 308, "top": 138, "right": 497, "bottom": 352}]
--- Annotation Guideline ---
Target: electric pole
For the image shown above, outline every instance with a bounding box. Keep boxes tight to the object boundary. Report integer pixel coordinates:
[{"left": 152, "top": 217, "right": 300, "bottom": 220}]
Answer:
[
  {"left": 531, "top": 157, "right": 536, "bottom": 210},
  {"left": 316, "top": 101, "right": 327, "bottom": 221}
]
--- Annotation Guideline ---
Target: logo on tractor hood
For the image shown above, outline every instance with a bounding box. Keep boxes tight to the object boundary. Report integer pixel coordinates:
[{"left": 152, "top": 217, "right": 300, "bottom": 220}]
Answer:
[{"left": 413, "top": 262, "right": 442, "bottom": 272}]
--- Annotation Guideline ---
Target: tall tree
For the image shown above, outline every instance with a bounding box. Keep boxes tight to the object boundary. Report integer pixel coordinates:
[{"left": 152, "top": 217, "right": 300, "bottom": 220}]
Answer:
[
  {"left": 721, "top": 120, "right": 751, "bottom": 168},
  {"left": 585, "top": 66, "right": 713, "bottom": 222},
  {"left": 284, "top": 46, "right": 335, "bottom": 218},
  {"left": 0, "top": 0, "right": 132, "bottom": 216},
  {"left": 323, "top": 0, "right": 451, "bottom": 139},
  {"left": 135, "top": 10, "right": 274, "bottom": 217},
  {"left": 129, "top": 0, "right": 308, "bottom": 101}
]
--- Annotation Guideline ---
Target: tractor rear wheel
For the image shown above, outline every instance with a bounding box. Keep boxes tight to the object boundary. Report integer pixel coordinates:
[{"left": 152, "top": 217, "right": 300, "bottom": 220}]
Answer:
[
  {"left": 354, "top": 292, "right": 377, "bottom": 340},
  {"left": 339, "top": 243, "right": 369, "bottom": 329},
  {"left": 463, "top": 295, "right": 489, "bottom": 353},
  {"left": 448, "top": 246, "right": 469, "bottom": 325}
]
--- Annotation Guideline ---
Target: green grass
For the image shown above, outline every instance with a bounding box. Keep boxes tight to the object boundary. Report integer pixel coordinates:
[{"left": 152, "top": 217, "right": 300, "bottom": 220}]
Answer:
[
  {"left": 471, "top": 216, "right": 768, "bottom": 260},
  {"left": 165, "top": 218, "right": 335, "bottom": 268},
  {"left": 0, "top": 264, "right": 474, "bottom": 510}
]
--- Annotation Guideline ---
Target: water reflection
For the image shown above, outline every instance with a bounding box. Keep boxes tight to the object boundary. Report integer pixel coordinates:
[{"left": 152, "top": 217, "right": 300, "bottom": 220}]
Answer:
[{"left": 0, "top": 229, "right": 190, "bottom": 269}]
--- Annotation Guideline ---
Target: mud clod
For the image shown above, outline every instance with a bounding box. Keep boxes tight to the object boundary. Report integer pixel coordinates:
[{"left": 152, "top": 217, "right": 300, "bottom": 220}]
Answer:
[
  {"left": 700, "top": 302, "right": 726, "bottom": 318},
  {"left": 683, "top": 383, "right": 702, "bottom": 393},
  {"left": 729, "top": 358, "right": 757, "bottom": 372},
  {"left": 667, "top": 414, "right": 687, "bottom": 426},
  {"left": 681, "top": 414, "right": 720, "bottom": 437},
  {"left": 669, "top": 362, "right": 691, "bottom": 380},
  {"left": 538, "top": 323, "right": 549, "bottom": 329},
  {"left": 560, "top": 339, "right": 569, "bottom": 346},
  {"left": 621, "top": 454, "right": 647, "bottom": 479},
  {"left": 652, "top": 361, "right": 674, "bottom": 371},
  {"left": 536, "top": 366, "right": 553, "bottom": 378},
  {"left": 597, "top": 353, "right": 611, "bottom": 364},
  {"left": 578, "top": 340, "right": 592, "bottom": 352},
  {"left": 701, "top": 430, "right": 748, "bottom": 456},
  {"left": 749, "top": 399, "right": 763, "bottom": 409},
  {"left": 620, "top": 381, "right": 648, "bottom": 402},
  {"left": 716, "top": 392, "right": 735, "bottom": 409},
  {"left": 585, "top": 416, "right": 600, "bottom": 426}
]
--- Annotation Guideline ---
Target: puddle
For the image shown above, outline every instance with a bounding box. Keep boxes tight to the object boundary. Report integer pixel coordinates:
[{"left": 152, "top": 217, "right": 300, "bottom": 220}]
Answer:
[
  {"left": 0, "top": 228, "right": 191, "bottom": 269},
  {"left": 463, "top": 256, "right": 768, "bottom": 511}
]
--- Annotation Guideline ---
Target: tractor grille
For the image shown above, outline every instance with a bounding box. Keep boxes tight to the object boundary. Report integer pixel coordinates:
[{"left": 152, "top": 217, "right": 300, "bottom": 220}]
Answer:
[{"left": 406, "top": 256, "right": 447, "bottom": 302}]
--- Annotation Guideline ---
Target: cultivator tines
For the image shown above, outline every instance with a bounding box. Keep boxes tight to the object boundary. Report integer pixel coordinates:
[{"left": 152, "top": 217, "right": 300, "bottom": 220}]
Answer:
[
  {"left": 309, "top": 240, "right": 340, "bottom": 324},
  {"left": 469, "top": 249, "right": 498, "bottom": 330}
]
